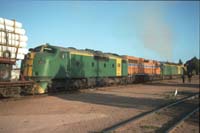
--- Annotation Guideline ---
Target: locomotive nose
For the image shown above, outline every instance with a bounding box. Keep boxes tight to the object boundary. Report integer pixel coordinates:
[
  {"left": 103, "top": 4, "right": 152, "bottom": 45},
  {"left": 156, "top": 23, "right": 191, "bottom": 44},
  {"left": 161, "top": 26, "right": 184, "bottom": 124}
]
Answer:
[{"left": 32, "top": 82, "right": 48, "bottom": 94}]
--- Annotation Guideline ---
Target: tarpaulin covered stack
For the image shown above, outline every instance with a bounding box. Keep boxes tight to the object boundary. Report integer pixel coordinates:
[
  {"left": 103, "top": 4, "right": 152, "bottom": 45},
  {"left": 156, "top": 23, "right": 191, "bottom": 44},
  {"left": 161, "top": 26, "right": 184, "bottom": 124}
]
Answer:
[
  {"left": 0, "top": 18, "right": 28, "bottom": 81},
  {"left": 0, "top": 18, "right": 28, "bottom": 60}
]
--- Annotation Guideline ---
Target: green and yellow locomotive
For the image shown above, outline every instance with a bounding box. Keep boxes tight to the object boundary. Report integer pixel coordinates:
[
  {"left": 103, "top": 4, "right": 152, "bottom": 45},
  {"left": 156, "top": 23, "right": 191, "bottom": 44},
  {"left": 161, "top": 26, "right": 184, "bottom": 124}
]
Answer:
[
  {"left": 21, "top": 43, "right": 128, "bottom": 94},
  {"left": 160, "top": 62, "right": 184, "bottom": 79}
]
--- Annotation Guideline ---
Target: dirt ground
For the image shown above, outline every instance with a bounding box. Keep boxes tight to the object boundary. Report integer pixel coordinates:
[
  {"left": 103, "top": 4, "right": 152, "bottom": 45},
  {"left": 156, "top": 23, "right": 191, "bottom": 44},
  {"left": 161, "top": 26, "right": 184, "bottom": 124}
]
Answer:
[{"left": 0, "top": 76, "right": 199, "bottom": 133}]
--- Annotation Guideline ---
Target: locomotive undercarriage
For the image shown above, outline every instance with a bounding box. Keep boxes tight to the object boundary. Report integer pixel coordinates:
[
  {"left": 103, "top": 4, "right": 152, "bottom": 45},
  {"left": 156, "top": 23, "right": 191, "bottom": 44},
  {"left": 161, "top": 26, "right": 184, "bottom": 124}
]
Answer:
[
  {"left": 0, "top": 75, "right": 181, "bottom": 97},
  {"left": 47, "top": 77, "right": 128, "bottom": 93},
  {"left": 46, "top": 74, "right": 169, "bottom": 93}
]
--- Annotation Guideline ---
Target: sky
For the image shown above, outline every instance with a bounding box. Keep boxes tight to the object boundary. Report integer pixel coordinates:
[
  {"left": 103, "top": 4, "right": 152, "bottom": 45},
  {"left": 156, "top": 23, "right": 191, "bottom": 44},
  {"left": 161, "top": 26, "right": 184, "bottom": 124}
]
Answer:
[{"left": 0, "top": 1, "right": 199, "bottom": 63}]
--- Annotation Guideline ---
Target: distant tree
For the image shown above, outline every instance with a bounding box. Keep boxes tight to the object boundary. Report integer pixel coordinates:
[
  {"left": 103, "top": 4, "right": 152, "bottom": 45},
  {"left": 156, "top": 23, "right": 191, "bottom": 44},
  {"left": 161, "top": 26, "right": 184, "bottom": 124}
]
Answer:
[
  {"left": 195, "top": 59, "right": 200, "bottom": 74},
  {"left": 185, "top": 56, "right": 200, "bottom": 75},
  {"left": 178, "top": 59, "right": 183, "bottom": 65}
]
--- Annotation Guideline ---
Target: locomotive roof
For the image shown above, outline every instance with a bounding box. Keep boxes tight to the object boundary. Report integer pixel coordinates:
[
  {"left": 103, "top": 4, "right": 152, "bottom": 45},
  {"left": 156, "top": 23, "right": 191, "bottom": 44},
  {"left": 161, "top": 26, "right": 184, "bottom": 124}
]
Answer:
[
  {"left": 160, "top": 61, "right": 183, "bottom": 66},
  {"left": 32, "top": 44, "right": 181, "bottom": 65},
  {"left": 42, "top": 44, "right": 95, "bottom": 55},
  {"left": 42, "top": 44, "right": 125, "bottom": 59}
]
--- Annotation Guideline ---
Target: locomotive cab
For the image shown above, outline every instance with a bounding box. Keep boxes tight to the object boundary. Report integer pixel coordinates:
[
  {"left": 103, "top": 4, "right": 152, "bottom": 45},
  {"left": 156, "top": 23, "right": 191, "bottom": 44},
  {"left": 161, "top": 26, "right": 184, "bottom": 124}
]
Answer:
[{"left": 22, "top": 44, "right": 67, "bottom": 94}]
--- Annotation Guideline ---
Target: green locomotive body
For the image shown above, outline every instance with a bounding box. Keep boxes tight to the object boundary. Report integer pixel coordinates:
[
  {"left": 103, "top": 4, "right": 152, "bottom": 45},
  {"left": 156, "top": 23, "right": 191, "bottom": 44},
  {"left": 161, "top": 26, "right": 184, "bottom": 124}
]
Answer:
[
  {"left": 22, "top": 44, "right": 128, "bottom": 94},
  {"left": 161, "top": 62, "right": 183, "bottom": 78}
]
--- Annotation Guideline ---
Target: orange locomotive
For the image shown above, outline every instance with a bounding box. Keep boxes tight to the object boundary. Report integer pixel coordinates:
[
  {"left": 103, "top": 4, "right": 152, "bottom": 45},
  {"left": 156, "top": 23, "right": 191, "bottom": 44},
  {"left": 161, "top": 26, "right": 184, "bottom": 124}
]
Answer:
[{"left": 123, "top": 56, "right": 161, "bottom": 80}]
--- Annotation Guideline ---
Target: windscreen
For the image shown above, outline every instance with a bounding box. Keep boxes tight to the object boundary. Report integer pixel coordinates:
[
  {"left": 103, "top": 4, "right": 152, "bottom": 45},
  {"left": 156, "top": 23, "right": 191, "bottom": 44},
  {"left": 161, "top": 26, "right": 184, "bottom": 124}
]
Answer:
[
  {"left": 43, "top": 47, "right": 56, "bottom": 53},
  {"left": 31, "top": 46, "right": 56, "bottom": 53}
]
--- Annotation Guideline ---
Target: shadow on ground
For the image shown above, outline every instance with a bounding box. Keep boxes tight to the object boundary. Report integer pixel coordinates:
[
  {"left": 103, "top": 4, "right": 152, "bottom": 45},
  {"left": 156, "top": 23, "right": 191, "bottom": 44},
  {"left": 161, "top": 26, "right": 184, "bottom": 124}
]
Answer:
[
  {"left": 144, "top": 82, "right": 199, "bottom": 89},
  {"left": 51, "top": 78, "right": 199, "bottom": 109},
  {"left": 54, "top": 92, "right": 170, "bottom": 109}
]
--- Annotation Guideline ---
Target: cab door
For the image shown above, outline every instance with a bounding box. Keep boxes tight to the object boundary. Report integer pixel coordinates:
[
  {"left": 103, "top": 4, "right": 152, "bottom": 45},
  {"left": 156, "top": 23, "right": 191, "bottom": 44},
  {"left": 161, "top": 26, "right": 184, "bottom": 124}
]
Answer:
[{"left": 116, "top": 58, "right": 122, "bottom": 76}]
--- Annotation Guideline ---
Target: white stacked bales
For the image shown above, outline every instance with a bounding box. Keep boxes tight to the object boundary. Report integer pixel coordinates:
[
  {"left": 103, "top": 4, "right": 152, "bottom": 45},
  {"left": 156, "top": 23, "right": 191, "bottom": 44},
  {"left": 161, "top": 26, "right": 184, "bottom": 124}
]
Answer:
[
  {"left": 0, "top": 18, "right": 28, "bottom": 81},
  {"left": 0, "top": 18, "right": 28, "bottom": 60}
]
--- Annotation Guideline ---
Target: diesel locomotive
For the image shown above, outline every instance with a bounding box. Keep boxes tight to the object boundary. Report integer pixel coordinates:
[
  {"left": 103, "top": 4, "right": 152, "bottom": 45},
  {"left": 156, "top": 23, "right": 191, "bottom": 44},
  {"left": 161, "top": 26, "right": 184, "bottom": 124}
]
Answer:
[{"left": 20, "top": 43, "right": 183, "bottom": 95}]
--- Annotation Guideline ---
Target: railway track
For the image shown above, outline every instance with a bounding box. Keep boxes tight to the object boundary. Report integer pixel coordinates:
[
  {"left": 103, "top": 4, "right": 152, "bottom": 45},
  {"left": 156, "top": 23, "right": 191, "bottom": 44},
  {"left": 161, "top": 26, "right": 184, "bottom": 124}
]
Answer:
[
  {"left": 166, "top": 107, "right": 199, "bottom": 133},
  {"left": 102, "top": 93, "right": 199, "bottom": 133}
]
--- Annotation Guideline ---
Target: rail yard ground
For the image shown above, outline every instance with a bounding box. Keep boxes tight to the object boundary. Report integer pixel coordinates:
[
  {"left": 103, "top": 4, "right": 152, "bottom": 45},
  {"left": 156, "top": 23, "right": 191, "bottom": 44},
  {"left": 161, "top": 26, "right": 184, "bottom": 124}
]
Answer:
[{"left": 0, "top": 76, "right": 199, "bottom": 133}]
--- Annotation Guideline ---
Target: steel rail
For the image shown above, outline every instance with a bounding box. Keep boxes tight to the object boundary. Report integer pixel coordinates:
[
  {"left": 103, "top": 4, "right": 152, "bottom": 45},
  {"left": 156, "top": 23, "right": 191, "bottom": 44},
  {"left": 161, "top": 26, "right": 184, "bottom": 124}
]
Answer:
[
  {"left": 102, "top": 93, "right": 199, "bottom": 133},
  {"left": 165, "top": 107, "right": 199, "bottom": 133}
]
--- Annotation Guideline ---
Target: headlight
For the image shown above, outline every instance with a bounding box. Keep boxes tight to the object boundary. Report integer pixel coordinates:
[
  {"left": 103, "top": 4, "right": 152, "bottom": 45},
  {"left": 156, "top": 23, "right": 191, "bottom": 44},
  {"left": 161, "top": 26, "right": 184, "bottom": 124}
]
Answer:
[{"left": 38, "top": 59, "right": 45, "bottom": 64}]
